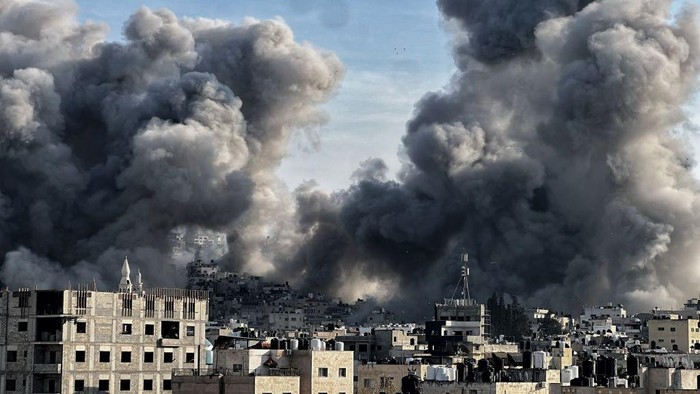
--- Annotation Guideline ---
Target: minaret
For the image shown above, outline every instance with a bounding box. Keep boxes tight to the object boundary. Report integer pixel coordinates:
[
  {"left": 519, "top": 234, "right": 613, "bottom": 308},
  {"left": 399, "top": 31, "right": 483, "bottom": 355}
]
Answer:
[
  {"left": 119, "top": 256, "right": 132, "bottom": 293},
  {"left": 135, "top": 268, "right": 144, "bottom": 293}
]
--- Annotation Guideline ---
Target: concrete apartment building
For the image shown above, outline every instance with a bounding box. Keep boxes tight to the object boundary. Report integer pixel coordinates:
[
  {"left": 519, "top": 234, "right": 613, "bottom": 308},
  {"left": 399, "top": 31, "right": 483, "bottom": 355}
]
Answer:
[
  {"left": 173, "top": 343, "right": 353, "bottom": 394},
  {"left": 647, "top": 318, "right": 700, "bottom": 352},
  {"left": 0, "top": 257, "right": 209, "bottom": 393}
]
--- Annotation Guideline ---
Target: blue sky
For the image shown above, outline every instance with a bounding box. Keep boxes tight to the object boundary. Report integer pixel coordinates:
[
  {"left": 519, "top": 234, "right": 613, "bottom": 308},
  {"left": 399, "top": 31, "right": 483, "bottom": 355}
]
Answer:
[
  {"left": 76, "top": 0, "right": 700, "bottom": 190},
  {"left": 75, "top": 0, "right": 455, "bottom": 192}
]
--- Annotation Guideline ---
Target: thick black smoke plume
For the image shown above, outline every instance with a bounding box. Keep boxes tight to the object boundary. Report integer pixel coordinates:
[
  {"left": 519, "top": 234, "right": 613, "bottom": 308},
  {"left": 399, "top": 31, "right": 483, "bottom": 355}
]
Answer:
[
  {"left": 2, "top": 0, "right": 700, "bottom": 316},
  {"left": 289, "top": 0, "right": 700, "bottom": 313},
  {"left": 0, "top": 1, "right": 342, "bottom": 288}
]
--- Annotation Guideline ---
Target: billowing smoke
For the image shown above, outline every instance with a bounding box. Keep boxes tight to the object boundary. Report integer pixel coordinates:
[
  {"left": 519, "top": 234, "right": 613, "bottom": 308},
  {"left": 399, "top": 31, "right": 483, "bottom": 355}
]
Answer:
[
  {"left": 2, "top": 0, "right": 699, "bottom": 316},
  {"left": 0, "top": 1, "right": 342, "bottom": 289},
  {"left": 289, "top": 0, "right": 700, "bottom": 314}
]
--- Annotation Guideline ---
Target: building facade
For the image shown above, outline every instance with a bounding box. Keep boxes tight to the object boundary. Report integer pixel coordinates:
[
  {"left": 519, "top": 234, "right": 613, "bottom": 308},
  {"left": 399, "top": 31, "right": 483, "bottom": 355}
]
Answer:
[
  {"left": 647, "top": 318, "right": 700, "bottom": 353},
  {"left": 0, "top": 258, "right": 209, "bottom": 393}
]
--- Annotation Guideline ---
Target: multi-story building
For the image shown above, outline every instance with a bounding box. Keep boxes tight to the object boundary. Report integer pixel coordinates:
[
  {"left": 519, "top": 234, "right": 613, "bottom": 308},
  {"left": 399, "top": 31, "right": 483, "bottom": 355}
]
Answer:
[
  {"left": 426, "top": 298, "right": 489, "bottom": 363},
  {"left": 173, "top": 341, "right": 353, "bottom": 394},
  {"left": 647, "top": 317, "right": 700, "bottom": 352},
  {"left": 0, "top": 257, "right": 209, "bottom": 393}
]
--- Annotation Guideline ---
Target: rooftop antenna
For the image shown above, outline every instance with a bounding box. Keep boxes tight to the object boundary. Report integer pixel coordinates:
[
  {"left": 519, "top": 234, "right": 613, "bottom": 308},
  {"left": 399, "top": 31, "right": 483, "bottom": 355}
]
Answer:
[{"left": 461, "top": 252, "right": 470, "bottom": 301}]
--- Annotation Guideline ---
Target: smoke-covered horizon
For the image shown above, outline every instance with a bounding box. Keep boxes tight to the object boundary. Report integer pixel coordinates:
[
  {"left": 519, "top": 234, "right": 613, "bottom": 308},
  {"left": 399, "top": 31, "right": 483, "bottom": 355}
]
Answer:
[
  {"left": 0, "top": 1, "right": 343, "bottom": 290},
  {"left": 284, "top": 0, "right": 700, "bottom": 315},
  {"left": 1, "top": 0, "right": 700, "bottom": 317}
]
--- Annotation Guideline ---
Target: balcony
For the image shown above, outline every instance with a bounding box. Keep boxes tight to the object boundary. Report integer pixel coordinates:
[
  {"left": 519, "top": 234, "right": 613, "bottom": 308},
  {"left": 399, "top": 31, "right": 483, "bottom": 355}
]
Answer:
[{"left": 34, "top": 363, "right": 62, "bottom": 374}]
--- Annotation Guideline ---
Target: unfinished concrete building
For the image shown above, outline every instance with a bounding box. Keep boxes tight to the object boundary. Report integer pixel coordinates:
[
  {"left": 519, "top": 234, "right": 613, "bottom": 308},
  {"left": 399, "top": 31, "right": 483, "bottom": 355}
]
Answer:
[{"left": 0, "top": 257, "right": 209, "bottom": 393}]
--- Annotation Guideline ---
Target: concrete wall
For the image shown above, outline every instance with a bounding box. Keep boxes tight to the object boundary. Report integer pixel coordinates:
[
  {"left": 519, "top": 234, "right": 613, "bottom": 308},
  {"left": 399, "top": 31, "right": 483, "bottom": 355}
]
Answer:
[
  {"left": 355, "top": 364, "right": 428, "bottom": 394},
  {"left": 419, "top": 381, "right": 547, "bottom": 394}
]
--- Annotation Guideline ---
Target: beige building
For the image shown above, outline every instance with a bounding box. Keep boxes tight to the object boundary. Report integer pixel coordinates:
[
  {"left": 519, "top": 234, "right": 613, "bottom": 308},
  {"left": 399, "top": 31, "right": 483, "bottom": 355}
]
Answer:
[
  {"left": 174, "top": 346, "right": 353, "bottom": 394},
  {"left": 173, "top": 375, "right": 300, "bottom": 394},
  {"left": 355, "top": 363, "right": 429, "bottom": 394},
  {"left": 0, "top": 257, "right": 209, "bottom": 393},
  {"left": 647, "top": 318, "right": 700, "bottom": 352}
]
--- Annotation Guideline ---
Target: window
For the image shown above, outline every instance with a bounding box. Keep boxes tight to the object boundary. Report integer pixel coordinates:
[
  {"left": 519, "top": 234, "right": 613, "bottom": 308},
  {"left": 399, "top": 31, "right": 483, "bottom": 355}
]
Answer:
[
  {"left": 75, "top": 351, "right": 85, "bottom": 362},
  {"left": 161, "top": 321, "right": 179, "bottom": 339},
  {"left": 164, "top": 352, "right": 174, "bottom": 363},
  {"left": 380, "top": 376, "right": 394, "bottom": 388},
  {"left": 99, "top": 351, "right": 110, "bottom": 362},
  {"left": 339, "top": 368, "right": 347, "bottom": 377},
  {"left": 75, "top": 379, "right": 84, "bottom": 392},
  {"left": 143, "top": 379, "right": 153, "bottom": 391},
  {"left": 232, "top": 363, "right": 243, "bottom": 372},
  {"left": 186, "top": 325, "right": 195, "bottom": 336},
  {"left": 163, "top": 379, "right": 172, "bottom": 391},
  {"left": 144, "top": 352, "right": 154, "bottom": 363},
  {"left": 7, "top": 351, "right": 17, "bottom": 362},
  {"left": 121, "top": 351, "right": 131, "bottom": 363},
  {"left": 363, "top": 378, "right": 373, "bottom": 388},
  {"left": 18, "top": 322, "right": 27, "bottom": 332},
  {"left": 145, "top": 324, "right": 154, "bottom": 335},
  {"left": 98, "top": 379, "right": 109, "bottom": 391},
  {"left": 358, "top": 344, "right": 368, "bottom": 352},
  {"left": 77, "top": 321, "right": 86, "bottom": 333},
  {"left": 671, "top": 327, "right": 676, "bottom": 332},
  {"left": 658, "top": 327, "right": 665, "bottom": 331},
  {"left": 671, "top": 339, "right": 677, "bottom": 343},
  {"left": 120, "top": 379, "right": 130, "bottom": 391},
  {"left": 122, "top": 323, "right": 132, "bottom": 334},
  {"left": 318, "top": 367, "right": 329, "bottom": 377},
  {"left": 6, "top": 379, "right": 15, "bottom": 391},
  {"left": 186, "top": 352, "right": 195, "bottom": 363}
]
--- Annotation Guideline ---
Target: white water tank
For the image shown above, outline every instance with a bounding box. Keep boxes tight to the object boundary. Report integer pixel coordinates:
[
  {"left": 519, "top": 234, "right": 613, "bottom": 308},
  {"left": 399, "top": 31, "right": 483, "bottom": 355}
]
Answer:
[
  {"left": 289, "top": 339, "right": 299, "bottom": 351},
  {"left": 533, "top": 351, "right": 547, "bottom": 369},
  {"left": 426, "top": 366, "right": 437, "bottom": 380},
  {"left": 570, "top": 365, "right": 579, "bottom": 379},
  {"left": 405, "top": 357, "right": 414, "bottom": 364},
  {"left": 435, "top": 367, "right": 449, "bottom": 381},
  {"left": 447, "top": 367, "right": 457, "bottom": 381},
  {"left": 561, "top": 368, "right": 574, "bottom": 385},
  {"left": 310, "top": 339, "right": 322, "bottom": 351},
  {"left": 335, "top": 341, "right": 344, "bottom": 351}
]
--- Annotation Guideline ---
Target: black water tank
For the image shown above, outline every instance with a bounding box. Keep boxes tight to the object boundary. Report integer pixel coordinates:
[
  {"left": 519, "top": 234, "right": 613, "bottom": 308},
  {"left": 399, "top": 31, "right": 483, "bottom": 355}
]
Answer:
[
  {"left": 627, "top": 355, "right": 639, "bottom": 377},
  {"left": 456, "top": 363, "right": 466, "bottom": 382},
  {"left": 605, "top": 357, "right": 616, "bottom": 378},
  {"left": 582, "top": 359, "right": 595, "bottom": 378},
  {"left": 523, "top": 351, "right": 532, "bottom": 369},
  {"left": 493, "top": 356, "right": 504, "bottom": 372},
  {"left": 401, "top": 374, "right": 420, "bottom": 394},
  {"left": 279, "top": 340, "right": 287, "bottom": 350},
  {"left": 596, "top": 356, "right": 607, "bottom": 377},
  {"left": 467, "top": 362, "right": 476, "bottom": 382},
  {"left": 271, "top": 338, "right": 279, "bottom": 349}
]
